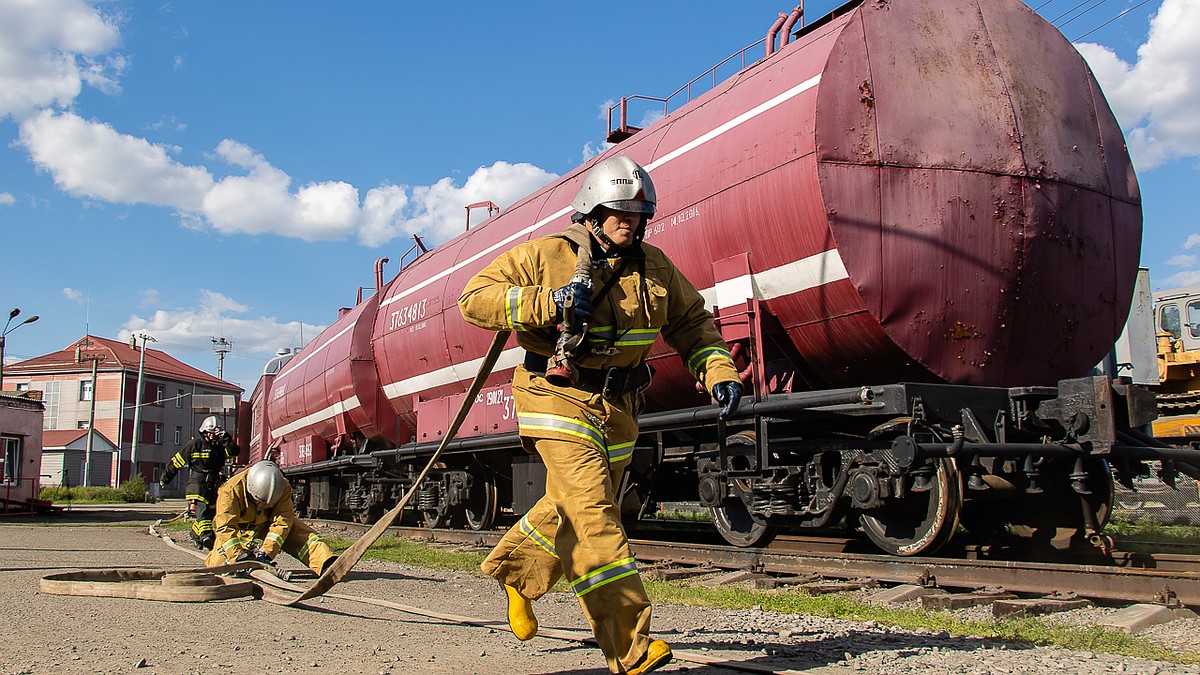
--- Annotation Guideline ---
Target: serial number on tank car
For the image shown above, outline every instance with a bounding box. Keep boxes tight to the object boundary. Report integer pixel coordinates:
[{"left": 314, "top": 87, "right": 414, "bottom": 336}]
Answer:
[
  {"left": 475, "top": 388, "right": 515, "bottom": 421},
  {"left": 388, "top": 298, "right": 429, "bottom": 331}
]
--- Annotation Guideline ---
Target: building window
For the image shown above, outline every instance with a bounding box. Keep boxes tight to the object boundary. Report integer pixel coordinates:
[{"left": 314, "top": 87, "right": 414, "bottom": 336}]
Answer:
[
  {"left": 156, "top": 384, "right": 165, "bottom": 406},
  {"left": 176, "top": 389, "right": 184, "bottom": 409},
  {"left": 154, "top": 423, "right": 163, "bottom": 445},
  {"left": 42, "top": 381, "right": 60, "bottom": 429},
  {"left": 1, "top": 436, "right": 21, "bottom": 483},
  {"left": 175, "top": 426, "right": 182, "bottom": 446},
  {"left": 80, "top": 379, "right": 93, "bottom": 401},
  {"left": 14, "top": 383, "right": 28, "bottom": 392},
  {"left": 77, "top": 421, "right": 90, "bottom": 429}
]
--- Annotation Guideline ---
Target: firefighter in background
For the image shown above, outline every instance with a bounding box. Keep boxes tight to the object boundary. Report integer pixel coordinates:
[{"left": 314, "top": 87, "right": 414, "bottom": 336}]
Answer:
[
  {"left": 459, "top": 155, "right": 742, "bottom": 675},
  {"left": 204, "top": 460, "right": 338, "bottom": 576},
  {"left": 160, "top": 415, "right": 239, "bottom": 550}
]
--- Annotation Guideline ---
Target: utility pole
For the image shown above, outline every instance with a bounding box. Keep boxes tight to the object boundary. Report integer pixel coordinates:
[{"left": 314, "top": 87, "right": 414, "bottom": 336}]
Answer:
[
  {"left": 211, "top": 336, "right": 233, "bottom": 380},
  {"left": 129, "top": 333, "right": 156, "bottom": 484},
  {"left": 74, "top": 339, "right": 105, "bottom": 487}
]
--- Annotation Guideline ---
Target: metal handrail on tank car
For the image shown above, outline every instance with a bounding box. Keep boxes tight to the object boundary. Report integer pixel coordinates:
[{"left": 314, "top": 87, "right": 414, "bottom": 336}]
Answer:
[
  {"left": 605, "top": 0, "right": 872, "bottom": 140},
  {"left": 606, "top": 38, "right": 769, "bottom": 140}
]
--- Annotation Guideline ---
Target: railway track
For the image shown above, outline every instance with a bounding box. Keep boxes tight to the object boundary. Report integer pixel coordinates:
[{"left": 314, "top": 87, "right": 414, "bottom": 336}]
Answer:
[{"left": 310, "top": 519, "right": 1200, "bottom": 609}]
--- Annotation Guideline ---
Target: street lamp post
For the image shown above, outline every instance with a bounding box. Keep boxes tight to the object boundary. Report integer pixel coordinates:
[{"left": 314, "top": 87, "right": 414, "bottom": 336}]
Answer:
[{"left": 0, "top": 308, "right": 40, "bottom": 390}]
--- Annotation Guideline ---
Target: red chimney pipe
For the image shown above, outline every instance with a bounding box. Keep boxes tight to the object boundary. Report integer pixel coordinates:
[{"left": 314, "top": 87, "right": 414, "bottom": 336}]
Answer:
[
  {"left": 781, "top": 4, "right": 803, "bottom": 46},
  {"left": 374, "top": 257, "right": 390, "bottom": 292},
  {"left": 765, "top": 12, "right": 787, "bottom": 57}
]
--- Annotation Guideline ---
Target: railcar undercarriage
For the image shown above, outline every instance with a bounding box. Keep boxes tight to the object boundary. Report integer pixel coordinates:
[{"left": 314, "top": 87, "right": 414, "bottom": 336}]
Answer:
[{"left": 283, "top": 376, "right": 1200, "bottom": 557}]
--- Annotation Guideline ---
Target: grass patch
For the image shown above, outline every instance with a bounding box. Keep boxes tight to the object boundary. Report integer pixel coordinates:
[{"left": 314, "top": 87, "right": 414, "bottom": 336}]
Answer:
[
  {"left": 324, "top": 535, "right": 487, "bottom": 574},
  {"left": 40, "top": 476, "right": 154, "bottom": 504},
  {"left": 1107, "top": 513, "right": 1200, "bottom": 546},
  {"left": 317, "top": 532, "right": 1197, "bottom": 665}
]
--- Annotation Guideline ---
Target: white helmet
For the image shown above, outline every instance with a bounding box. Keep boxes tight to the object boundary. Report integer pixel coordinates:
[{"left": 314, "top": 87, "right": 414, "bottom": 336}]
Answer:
[
  {"left": 246, "top": 461, "right": 287, "bottom": 508},
  {"left": 570, "top": 156, "right": 656, "bottom": 217},
  {"left": 198, "top": 416, "right": 221, "bottom": 434}
]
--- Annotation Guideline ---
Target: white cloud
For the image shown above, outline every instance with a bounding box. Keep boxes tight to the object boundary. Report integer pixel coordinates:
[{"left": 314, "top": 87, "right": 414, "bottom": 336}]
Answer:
[
  {"left": 392, "top": 161, "right": 557, "bottom": 245},
  {"left": 62, "top": 287, "right": 83, "bottom": 302},
  {"left": 139, "top": 289, "right": 159, "bottom": 308},
  {"left": 0, "top": 0, "right": 124, "bottom": 120},
  {"left": 4, "top": 0, "right": 559, "bottom": 248},
  {"left": 1076, "top": 0, "right": 1200, "bottom": 169},
  {"left": 17, "top": 110, "right": 556, "bottom": 246},
  {"left": 1186, "top": 234, "right": 1200, "bottom": 249},
  {"left": 19, "top": 110, "right": 212, "bottom": 210},
  {"left": 0, "top": 192, "right": 13, "bottom": 206},
  {"left": 582, "top": 141, "right": 612, "bottom": 162},
  {"left": 1158, "top": 269, "right": 1200, "bottom": 289},
  {"left": 118, "top": 289, "right": 328, "bottom": 381},
  {"left": 1168, "top": 254, "right": 1199, "bottom": 267}
]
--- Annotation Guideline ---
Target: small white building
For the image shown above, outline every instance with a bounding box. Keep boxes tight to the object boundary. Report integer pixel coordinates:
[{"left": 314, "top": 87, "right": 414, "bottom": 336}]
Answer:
[{"left": 41, "top": 429, "right": 117, "bottom": 488}]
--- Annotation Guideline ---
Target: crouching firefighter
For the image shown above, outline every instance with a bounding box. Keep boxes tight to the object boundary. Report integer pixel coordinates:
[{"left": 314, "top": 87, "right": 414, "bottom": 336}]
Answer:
[
  {"left": 458, "top": 155, "right": 743, "bottom": 674},
  {"left": 204, "top": 460, "right": 338, "bottom": 577},
  {"left": 160, "top": 415, "right": 239, "bottom": 550}
]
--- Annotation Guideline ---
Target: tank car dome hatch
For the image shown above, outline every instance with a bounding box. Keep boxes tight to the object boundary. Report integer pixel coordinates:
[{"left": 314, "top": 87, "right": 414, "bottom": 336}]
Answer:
[{"left": 262, "top": 348, "right": 295, "bottom": 376}]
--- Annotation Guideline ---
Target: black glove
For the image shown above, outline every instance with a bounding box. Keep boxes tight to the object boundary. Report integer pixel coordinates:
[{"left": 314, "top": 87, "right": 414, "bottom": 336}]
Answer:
[
  {"left": 158, "top": 477, "right": 171, "bottom": 491},
  {"left": 712, "top": 381, "right": 743, "bottom": 420},
  {"left": 236, "top": 551, "right": 272, "bottom": 564},
  {"left": 551, "top": 280, "right": 594, "bottom": 324}
]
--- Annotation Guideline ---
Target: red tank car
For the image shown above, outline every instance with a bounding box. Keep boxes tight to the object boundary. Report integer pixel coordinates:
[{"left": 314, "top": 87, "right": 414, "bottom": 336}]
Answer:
[
  {"left": 267, "top": 287, "right": 405, "bottom": 468},
  {"left": 271, "top": 0, "right": 1200, "bottom": 554},
  {"left": 371, "top": 0, "right": 1139, "bottom": 424}
]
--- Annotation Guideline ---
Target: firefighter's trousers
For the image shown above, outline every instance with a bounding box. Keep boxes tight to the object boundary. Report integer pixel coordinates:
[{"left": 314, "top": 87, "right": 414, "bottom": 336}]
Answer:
[
  {"left": 482, "top": 436, "right": 651, "bottom": 674},
  {"left": 188, "top": 497, "right": 215, "bottom": 549},
  {"left": 205, "top": 518, "right": 335, "bottom": 576}
]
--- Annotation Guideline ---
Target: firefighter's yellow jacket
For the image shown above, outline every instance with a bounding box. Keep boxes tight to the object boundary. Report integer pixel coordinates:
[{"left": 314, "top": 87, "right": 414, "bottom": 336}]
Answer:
[
  {"left": 209, "top": 467, "right": 297, "bottom": 561},
  {"left": 459, "top": 223, "right": 739, "bottom": 453}
]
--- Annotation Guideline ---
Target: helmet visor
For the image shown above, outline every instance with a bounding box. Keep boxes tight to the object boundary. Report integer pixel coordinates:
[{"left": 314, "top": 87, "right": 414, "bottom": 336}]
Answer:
[{"left": 602, "top": 199, "right": 655, "bottom": 214}]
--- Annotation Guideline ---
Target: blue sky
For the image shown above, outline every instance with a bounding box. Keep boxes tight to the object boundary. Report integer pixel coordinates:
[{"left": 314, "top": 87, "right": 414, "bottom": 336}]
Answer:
[{"left": 1, "top": 0, "right": 1196, "bottom": 392}]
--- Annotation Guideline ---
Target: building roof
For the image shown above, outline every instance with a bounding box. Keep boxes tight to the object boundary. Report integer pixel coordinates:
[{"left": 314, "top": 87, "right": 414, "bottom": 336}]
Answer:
[
  {"left": 42, "top": 428, "right": 117, "bottom": 450},
  {"left": 0, "top": 391, "right": 45, "bottom": 411},
  {"left": 4, "top": 335, "right": 242, "bottom": 394}
]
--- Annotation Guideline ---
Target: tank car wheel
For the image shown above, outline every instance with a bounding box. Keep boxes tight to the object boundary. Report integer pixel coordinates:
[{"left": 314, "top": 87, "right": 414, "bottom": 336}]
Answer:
[
  {"left": 859, "top": 458, "right": 962, "bottom": 556},
  {"left": 455, "top": 461, "right": 498, "bottom": 531},
  {"left": 710, "top": 478, "right": 778, "bottom": 548}
]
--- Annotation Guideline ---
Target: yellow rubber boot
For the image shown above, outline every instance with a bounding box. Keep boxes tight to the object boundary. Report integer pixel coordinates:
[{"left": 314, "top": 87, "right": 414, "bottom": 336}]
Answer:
[
  {"left": 628, "top": 640, "right": 672, "bottom": 674},
  {"left": 503, "top": 584, "right": 538, "bottom": 641}
]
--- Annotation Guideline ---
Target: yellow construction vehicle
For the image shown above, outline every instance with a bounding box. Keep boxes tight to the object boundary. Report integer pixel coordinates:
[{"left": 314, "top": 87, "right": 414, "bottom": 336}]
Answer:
[{"left": 1153, "top": 284, "right": 1200, "bottom": 441}]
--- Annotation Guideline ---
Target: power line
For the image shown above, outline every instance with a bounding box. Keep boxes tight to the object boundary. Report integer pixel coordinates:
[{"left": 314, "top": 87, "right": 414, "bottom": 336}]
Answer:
[
  {"left": 1073, "top": 0, "right": 1155, "bottom": 41},
  {"left": 1055, "top": 0, "right": 1110, "bottom": 29},
  {"left": 1049, "top": 0, "right": 1104, "bottom": 24}
]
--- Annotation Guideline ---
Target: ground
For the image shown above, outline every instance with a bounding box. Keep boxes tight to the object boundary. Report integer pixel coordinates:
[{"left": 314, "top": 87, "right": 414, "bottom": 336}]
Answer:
[{"left": 1, "top": 502, "right": 1195, "bottom": 675}]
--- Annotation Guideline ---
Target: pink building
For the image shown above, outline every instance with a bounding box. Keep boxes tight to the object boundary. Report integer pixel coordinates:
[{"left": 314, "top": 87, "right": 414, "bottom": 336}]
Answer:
[
  {"left": 4, "top": 336, "right": 241, "bottom": 488},
  {"left": 0, "top": 390, "right": 44, "bottom": 512}
]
